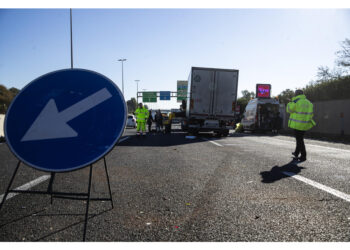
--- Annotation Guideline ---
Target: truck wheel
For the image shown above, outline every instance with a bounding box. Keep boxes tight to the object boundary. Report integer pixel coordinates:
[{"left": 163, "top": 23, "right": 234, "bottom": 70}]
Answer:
[
  {"left": 215, "top": 132, "right": 222, "bottom": 137},
  {"left": 188, "top": 128, "right": 197, "bottom": 135}
]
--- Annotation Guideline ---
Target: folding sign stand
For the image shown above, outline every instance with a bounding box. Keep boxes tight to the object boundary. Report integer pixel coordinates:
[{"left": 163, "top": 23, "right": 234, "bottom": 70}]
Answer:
[{"left": 0, "top": 157, "right": 114, "bottom": 241}]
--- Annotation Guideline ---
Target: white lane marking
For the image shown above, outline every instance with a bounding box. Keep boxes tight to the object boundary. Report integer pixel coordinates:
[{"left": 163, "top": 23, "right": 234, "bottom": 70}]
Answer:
[
  {"left": 0, "top": 175, "right": 50, "bottom": 203},
  {"left": 263, "top": 137, "right": 350, "bottom": 153},
  {"left": 118, "top": 136, "right": 130, "bottom": 143},
  {"left": 283, "top": 171, "right": 350, "bottom": 203},
  {"left": 202, "top": 138, "right": 223, "bottom": 147}
]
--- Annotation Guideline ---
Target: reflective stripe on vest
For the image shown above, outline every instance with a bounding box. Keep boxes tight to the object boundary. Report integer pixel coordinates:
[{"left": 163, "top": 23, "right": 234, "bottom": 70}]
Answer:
[
  {"left": 289, "top": 118, "right": 310, "bottom": 124},
  {"left": 295, "top": 112, "right": 313, "bottom": 115}
]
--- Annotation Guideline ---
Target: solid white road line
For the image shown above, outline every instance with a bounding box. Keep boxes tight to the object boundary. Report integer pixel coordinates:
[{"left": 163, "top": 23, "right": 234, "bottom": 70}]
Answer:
[
  {"left": 0, "top": 175, "right": 50, "bottom": 203},
  {"left": 202, "top": 138, "right": 223, "bottom": 147},
  {"left": 282, "top": 171, "right": 350, "bottom": 203},
  {"left": 118, "top": 136, "right": 130, "bottom": 143},
  {"left": 264, "top": 137, "right": 350, "bottom": 153}
]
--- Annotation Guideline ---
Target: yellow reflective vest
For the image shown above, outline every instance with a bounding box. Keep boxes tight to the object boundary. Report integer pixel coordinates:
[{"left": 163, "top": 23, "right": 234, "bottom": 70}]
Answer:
[
  {"left": 286, "top": 94, "right": 316, "bottom": 131},
  {"left": 135, "top": 107, "right": 149, "bottom": 122}
]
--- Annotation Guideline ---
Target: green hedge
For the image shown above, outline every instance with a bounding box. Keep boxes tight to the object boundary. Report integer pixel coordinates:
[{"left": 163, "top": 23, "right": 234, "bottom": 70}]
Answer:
[{"left": 303, "top": 76, "right": 350, "bottom": 102}]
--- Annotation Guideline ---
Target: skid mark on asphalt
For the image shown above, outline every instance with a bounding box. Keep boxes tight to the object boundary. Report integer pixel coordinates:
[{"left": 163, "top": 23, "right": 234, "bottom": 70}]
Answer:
[
  {"left": 0, "top": 175, "right": 50, "bottom": 203},
  {"left": 282, "top": 171, "right": 350, "bottom": 203}
]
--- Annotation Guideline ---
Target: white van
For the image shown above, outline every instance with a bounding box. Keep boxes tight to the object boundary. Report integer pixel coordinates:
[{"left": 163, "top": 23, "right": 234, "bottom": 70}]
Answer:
[{"left": 241, "top": 98, "right": 281, "bottom": 132}]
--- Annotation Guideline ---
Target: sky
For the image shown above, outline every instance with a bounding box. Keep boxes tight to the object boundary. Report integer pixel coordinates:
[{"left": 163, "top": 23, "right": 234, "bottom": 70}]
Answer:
[{"left": 1, "top": 7, "right": 350, "bottom": 109}]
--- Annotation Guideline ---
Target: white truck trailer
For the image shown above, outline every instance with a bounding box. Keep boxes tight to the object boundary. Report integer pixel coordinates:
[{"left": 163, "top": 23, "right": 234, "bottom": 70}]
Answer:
[{"left": 184, "top": 67, "right": 239, "bottom": 136}]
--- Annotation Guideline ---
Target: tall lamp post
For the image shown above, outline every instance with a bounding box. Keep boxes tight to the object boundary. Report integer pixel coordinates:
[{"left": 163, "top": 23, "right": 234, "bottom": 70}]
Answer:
[
  {"left": 135, "top": 80, "right": 140, "bottom": 104},
  {"left": 118, "top": 58, "right": 127, "bottom": 95}
]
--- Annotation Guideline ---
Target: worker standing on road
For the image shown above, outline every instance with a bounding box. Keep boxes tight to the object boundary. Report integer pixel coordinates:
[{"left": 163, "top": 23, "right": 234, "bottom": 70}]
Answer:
[
  {"left": 135, "top": 103, "right": 149, "bottom": 136},
  {"left": 147, "top": 110, "right": 153, "bottom": 134},
  {"left": 287, "top": 89, "right": 316, "bottom": 162},
  {"left": 155, "top": 110, "right": 163, "bottom": 133},
  {"left": 165, "top": 112, "right": 175, "bottom": 134}
]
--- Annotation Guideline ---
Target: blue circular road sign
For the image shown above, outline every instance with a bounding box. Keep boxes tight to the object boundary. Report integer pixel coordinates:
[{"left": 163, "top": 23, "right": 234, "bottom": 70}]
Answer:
[{"left": 5, "top": 68, "right": 127, "bottom": 172}]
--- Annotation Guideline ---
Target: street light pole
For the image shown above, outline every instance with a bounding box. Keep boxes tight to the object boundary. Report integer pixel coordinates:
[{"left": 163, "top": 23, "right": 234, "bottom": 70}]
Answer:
[
  {"left": 118, "top": 59, "right": 127, "bottom": 95},
  {"left": 135, "top": 80, "right": 140, "bottom": 104}
]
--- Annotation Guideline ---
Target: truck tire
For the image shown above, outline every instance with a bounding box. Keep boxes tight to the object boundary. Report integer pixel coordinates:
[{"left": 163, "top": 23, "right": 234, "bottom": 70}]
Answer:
[
  {"left": 215, "top": 132, "right": 222, "bottom": 138},
  {"left": 223, "top": 129, "right": 229, "bottom": 137},
  {"left": 188, "top": 128, "right": 198, "bottom": 136}
]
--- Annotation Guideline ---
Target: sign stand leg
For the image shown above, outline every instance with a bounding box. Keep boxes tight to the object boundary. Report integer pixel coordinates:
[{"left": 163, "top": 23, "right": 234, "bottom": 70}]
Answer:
[
  {"left": 47, "top": 172, "right": 56, "bottom": 205},
  {"left": 82, "top": 165, "right": 93, "bottom": 242},
  {"left": 0, "top": 160, "right": 21, "bottom": 211},
  {"left": 103, "top": 157, "right": 114, "bottom": 209},
  {"left": 0, "top": 160, "right": 114, "bottom": 241}
]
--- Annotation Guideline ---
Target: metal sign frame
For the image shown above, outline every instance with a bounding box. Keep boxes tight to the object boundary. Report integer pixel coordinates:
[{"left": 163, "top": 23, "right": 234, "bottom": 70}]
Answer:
[
  {"left": 0, "top": 157, "right": 114, "bottom": 241},
  {"left": 137, "top": 91, "right": 187, "bottom": 103}
]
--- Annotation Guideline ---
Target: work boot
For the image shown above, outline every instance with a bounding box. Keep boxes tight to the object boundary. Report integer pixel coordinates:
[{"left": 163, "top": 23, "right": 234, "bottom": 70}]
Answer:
[{"left": 298, "top": 156, "right": 307, "bottom": 162}]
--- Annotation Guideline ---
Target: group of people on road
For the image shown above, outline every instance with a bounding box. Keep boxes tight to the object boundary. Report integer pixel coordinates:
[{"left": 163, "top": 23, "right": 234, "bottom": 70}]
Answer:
[
  {"left": 134, "top": 103, "right": 166, "bottom": 136},
  {"left": 135, "top": 89, "right": 315, "bottom": 163}
]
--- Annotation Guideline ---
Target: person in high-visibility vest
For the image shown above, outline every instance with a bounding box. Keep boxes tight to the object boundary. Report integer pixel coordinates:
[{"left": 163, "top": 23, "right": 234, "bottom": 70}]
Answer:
[
  {"left": 286, "top": 89, "right": 316, "bottom": 162},
  {"left": 135, "top": 103, "right": 149, "bottom": 136}
]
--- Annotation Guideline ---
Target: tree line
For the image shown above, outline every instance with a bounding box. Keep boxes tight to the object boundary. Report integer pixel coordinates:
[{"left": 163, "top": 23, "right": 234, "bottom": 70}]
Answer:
[
  {"left": 0, "top": 85, "right": 20, "bottom": 114},
  {"left": 237, "top": 38, "right": 350, "bottom": 112}
]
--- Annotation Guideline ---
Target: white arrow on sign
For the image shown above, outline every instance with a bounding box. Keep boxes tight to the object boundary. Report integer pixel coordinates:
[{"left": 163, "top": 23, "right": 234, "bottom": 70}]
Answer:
[{"left": 21, "top": 88, "right": 112, "bottom": 142}]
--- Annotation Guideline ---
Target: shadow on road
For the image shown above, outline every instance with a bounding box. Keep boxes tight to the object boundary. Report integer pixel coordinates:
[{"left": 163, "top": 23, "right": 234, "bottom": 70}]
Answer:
[
  {"left": 34, "top": 208, "right": 113, "bottom": 241},
  {"left": 0, "top": 209, "right": 46, "bottom": 229},
  {"left": 260, "top": 161, "right": 306, "bottom": 183}
]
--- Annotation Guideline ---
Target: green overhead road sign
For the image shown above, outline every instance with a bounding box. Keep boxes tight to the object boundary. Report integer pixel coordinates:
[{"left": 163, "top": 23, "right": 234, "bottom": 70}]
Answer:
[
  {"left": 142, "top": 92, "right": 157, "bottom": 103},
  {"left": 177, "top": 80, "right": 188, "bottom": 102}
]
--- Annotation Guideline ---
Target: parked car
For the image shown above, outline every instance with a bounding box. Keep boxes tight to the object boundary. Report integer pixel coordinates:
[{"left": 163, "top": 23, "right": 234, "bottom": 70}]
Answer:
[
  {"left": 241, "top": 98, "right": 280, "bottom": 132},
  {"left": 126, "top": 114, "right": 136, "bottom": 128}
]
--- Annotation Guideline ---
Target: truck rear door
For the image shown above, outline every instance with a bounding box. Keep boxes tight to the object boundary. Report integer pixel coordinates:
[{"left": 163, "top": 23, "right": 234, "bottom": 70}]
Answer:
[
  {"left": 190, "top": 68, "right": 215, "bottom": 117},
  {"left": 213, "top": 70, "right": 238, "bottom": 119}
]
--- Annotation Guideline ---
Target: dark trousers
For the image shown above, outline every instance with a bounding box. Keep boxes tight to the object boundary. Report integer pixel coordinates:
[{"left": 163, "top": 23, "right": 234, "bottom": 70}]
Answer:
[{"left": 294, "top": 129, "right": 306, "bottom": 158}]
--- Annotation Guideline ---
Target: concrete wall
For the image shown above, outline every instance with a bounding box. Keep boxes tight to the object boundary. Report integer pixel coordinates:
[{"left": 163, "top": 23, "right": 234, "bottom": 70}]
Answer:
[
  {"left": 0, "top": 114, "right": 4, "bottom": 137},
  {"left": 311, "top": 99, "right": 350, "bottom": 136},
  {"left": 283, "top": 99, "right": 350, "bottom": 136}
]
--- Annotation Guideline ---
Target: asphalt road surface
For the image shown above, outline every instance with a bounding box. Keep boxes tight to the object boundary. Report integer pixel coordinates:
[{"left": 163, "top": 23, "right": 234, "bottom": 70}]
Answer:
[{"left": 1, "top": 126, "right": 350, "bottom": 241}]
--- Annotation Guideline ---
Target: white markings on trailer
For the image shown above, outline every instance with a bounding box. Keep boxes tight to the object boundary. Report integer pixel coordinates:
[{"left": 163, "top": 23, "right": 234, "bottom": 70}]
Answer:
[
  {"left": 282, "top": 171, "right": 350, "bottom": 203},
  {"left": 0, "top": 175, "right": 50, "bottom": 203},
  {"left": 202, "top": 138, "right": 223, "bottom": 147}
]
